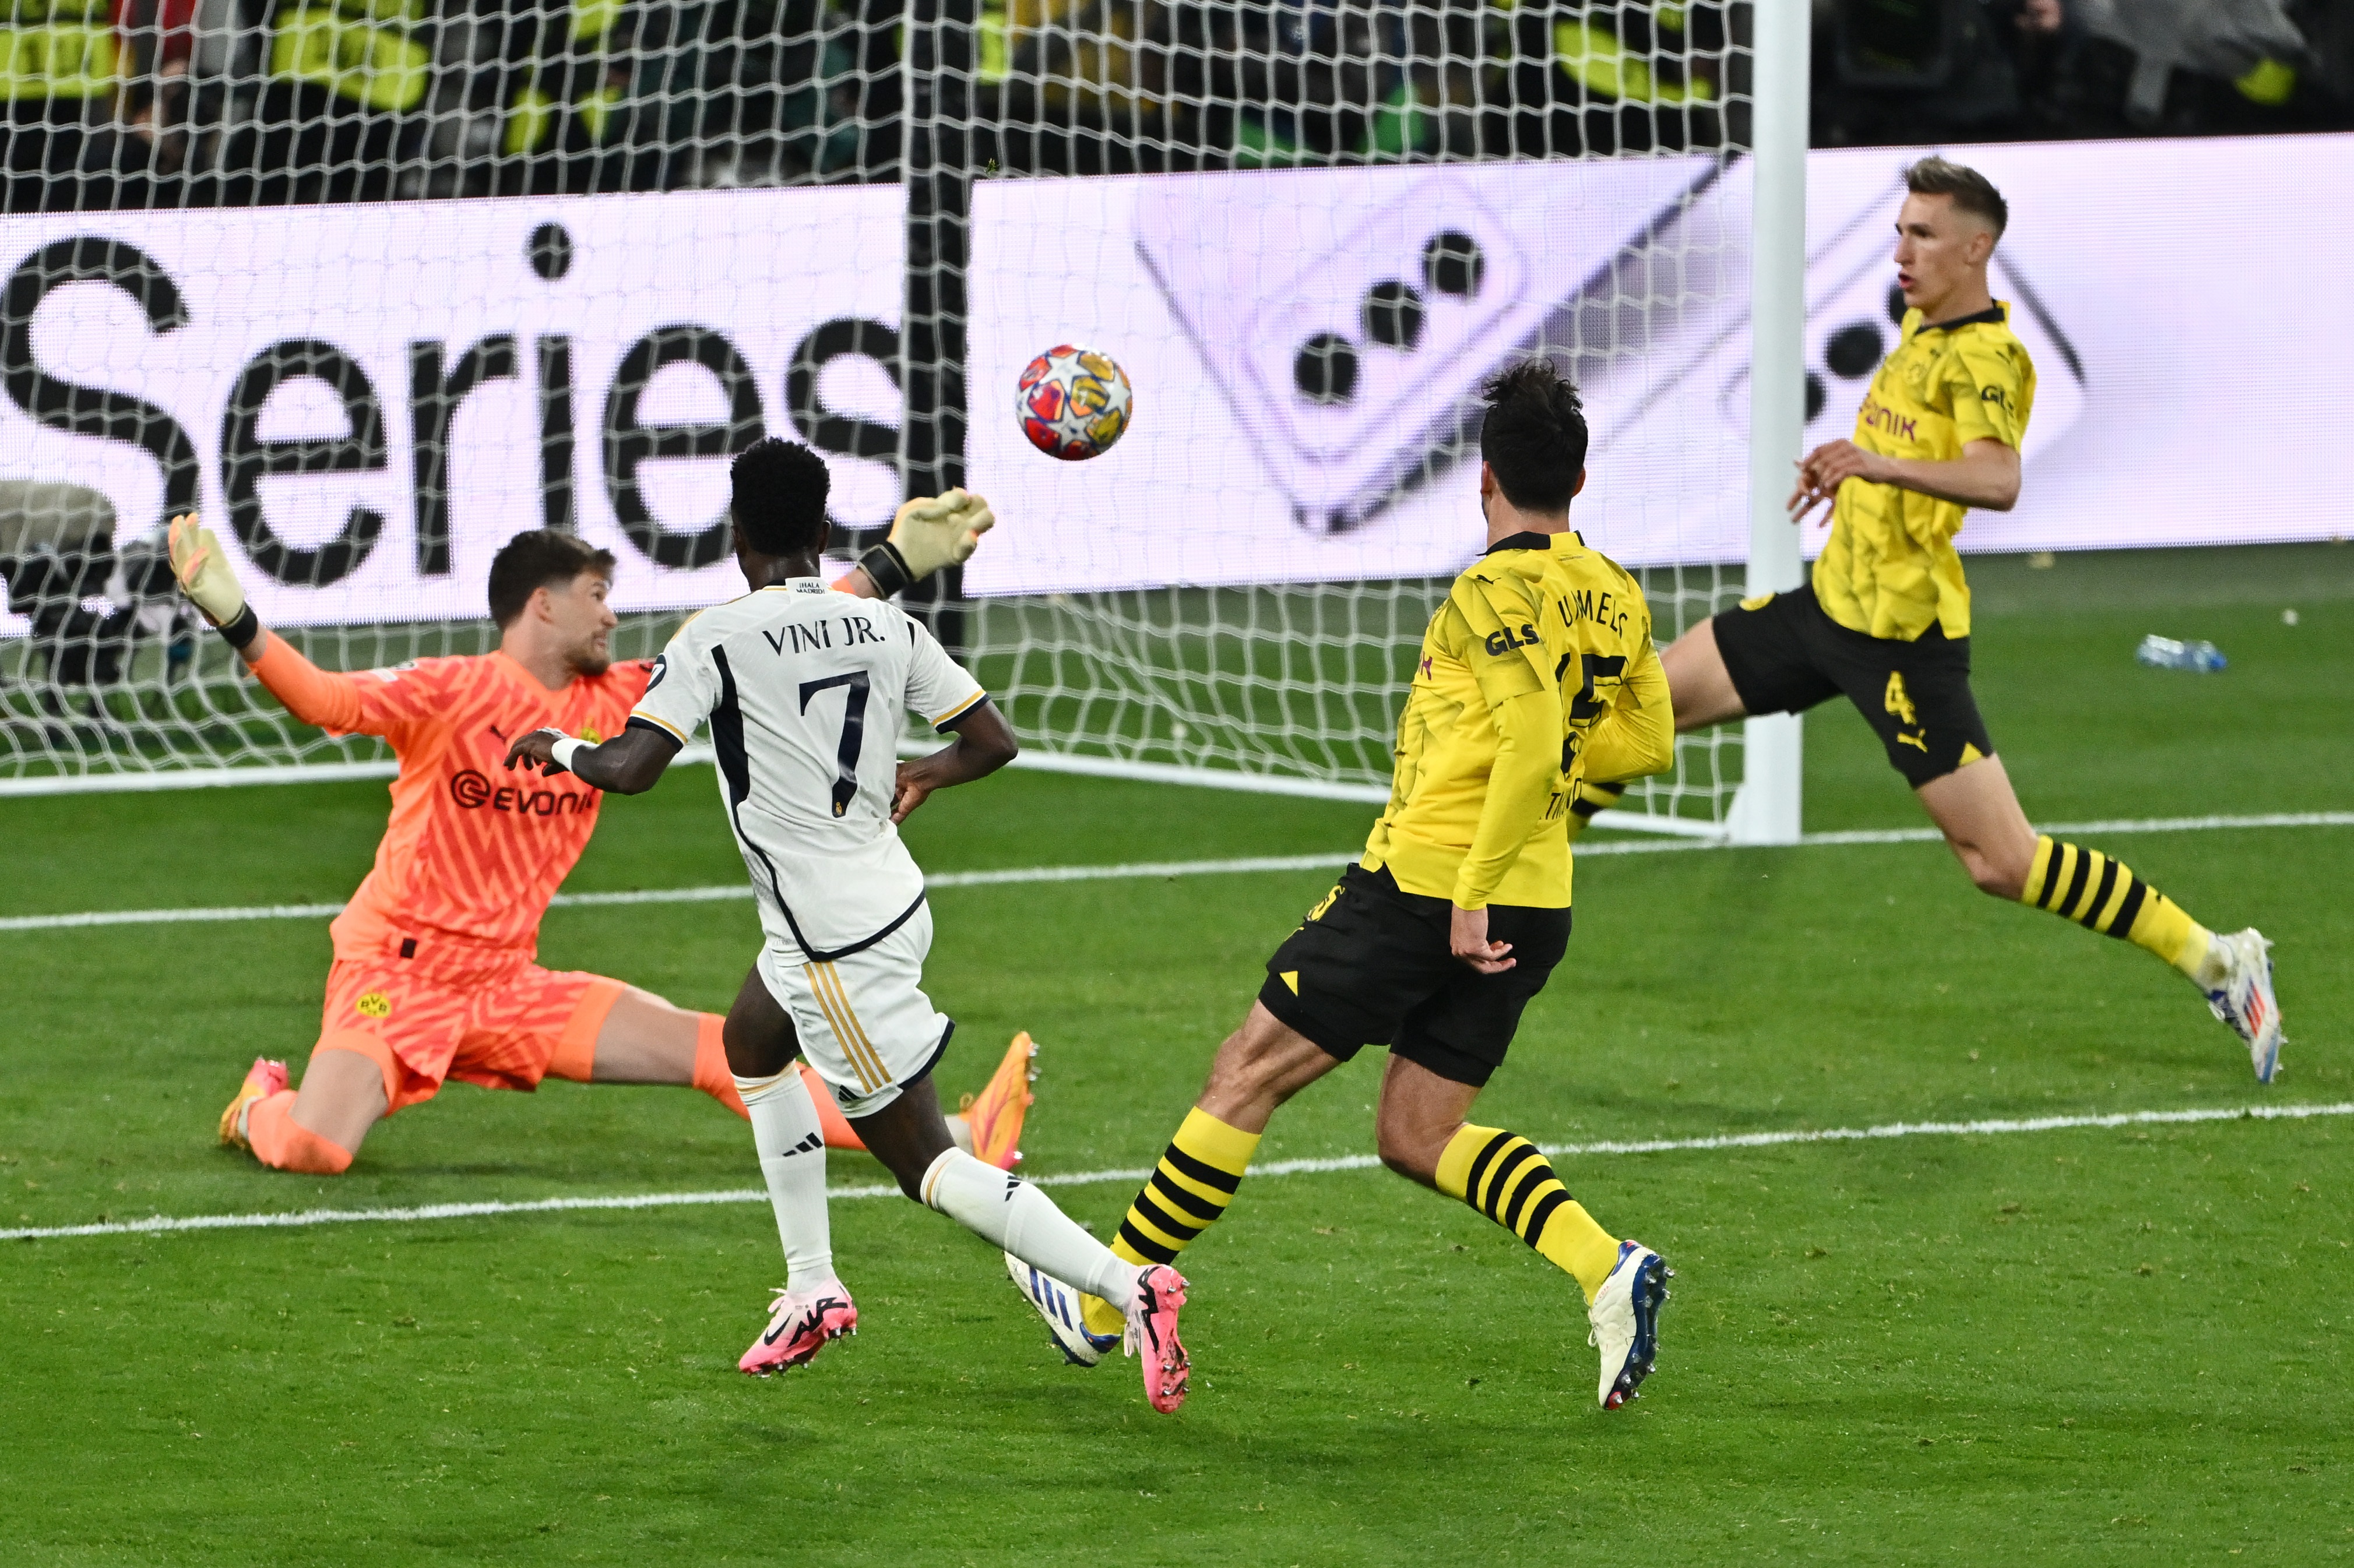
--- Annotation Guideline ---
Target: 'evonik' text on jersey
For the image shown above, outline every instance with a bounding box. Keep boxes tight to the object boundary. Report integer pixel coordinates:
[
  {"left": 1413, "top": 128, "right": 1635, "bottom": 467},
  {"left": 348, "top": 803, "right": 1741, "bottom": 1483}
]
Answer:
[{"left": 1813, "top": 301, "right": 2036, "bottom": 642}]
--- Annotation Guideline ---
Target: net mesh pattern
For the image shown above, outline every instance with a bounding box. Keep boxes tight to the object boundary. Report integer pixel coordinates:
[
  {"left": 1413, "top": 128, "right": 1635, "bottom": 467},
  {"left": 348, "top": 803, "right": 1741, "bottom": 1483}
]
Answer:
[
  {"left": 2, "top": 0, "right": 1762, "bottom": 830},
  {"left": 934, "top": 0, "right": 1758, "bottom": 824}
]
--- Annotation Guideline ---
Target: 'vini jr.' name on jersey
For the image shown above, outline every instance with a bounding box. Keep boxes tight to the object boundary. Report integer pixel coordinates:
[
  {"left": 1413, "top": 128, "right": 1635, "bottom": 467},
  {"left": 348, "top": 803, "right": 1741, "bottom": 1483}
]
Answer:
[{"left": 765, "top": 614, "right": 891, "bottom": 656}]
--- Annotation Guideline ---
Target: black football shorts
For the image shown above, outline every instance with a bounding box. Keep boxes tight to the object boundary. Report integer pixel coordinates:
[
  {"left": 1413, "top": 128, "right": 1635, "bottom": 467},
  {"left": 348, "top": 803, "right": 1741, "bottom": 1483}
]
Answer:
[
  {"left": 1711, "top": 584, "right": 1994, "bottom": 788},
  {"left": 1257, "top": 864, "right": 1570, "bottom": 1089}
]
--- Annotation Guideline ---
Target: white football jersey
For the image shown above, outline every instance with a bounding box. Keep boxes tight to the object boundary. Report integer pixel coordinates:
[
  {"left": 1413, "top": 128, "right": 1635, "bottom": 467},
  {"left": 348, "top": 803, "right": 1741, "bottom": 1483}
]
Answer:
[{"left": 629, "top": 577, "right": 987, "bottom": 960}]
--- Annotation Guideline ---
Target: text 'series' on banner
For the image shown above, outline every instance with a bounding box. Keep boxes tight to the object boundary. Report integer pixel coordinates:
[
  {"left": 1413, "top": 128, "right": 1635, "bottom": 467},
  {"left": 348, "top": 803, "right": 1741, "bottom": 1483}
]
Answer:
[{"left": 0, "top": 188, "right": 906, "bottom": 632}]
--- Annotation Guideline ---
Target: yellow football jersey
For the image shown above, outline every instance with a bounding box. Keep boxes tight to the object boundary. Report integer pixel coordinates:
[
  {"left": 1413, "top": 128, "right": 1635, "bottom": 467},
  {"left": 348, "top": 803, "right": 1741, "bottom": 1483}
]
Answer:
[
  {"left": 1361, "top": 530, "right": 1673, "bottom": 910},
  {"left": 1812, "top": 301, "right": 2035, "bottom": 642}
]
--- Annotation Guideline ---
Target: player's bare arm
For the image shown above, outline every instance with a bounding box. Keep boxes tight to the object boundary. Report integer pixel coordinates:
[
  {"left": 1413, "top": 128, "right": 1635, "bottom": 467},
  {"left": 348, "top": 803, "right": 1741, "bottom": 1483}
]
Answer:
[
  {"left": 1789, "top": 436, "right": 2021, "bottom": 524},
  {"left": 501, "top": 721, "right": 674, "bottom": 792},
  {"left": 891, "top": 699, "right": 1018, "bottom": 823}
]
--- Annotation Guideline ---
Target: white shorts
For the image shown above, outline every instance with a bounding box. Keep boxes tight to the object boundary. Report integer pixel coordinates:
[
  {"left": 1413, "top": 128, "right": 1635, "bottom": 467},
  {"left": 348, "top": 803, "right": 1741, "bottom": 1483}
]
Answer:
[{"left": 760, "top": 904, "right": 952, "bottom": 1119}]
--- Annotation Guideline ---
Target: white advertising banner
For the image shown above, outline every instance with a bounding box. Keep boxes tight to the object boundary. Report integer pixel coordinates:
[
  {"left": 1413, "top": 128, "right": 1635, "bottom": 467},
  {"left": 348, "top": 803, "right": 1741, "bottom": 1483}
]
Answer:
[
  {"left": 965, "top": 133, "right": 2354, "bottom": 596},
  {"left": 5, "top": 135, "right": 2348, "bottom": 632},
  {"left": 0, "top": 186, "right": 905, "bottom": 631}
]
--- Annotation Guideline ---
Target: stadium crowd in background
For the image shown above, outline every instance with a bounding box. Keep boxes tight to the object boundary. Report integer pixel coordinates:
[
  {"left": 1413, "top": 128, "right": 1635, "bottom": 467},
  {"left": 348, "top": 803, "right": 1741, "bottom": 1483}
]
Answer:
[{"left": 1, "top": 0, "right": 2346, "bottom": 214}]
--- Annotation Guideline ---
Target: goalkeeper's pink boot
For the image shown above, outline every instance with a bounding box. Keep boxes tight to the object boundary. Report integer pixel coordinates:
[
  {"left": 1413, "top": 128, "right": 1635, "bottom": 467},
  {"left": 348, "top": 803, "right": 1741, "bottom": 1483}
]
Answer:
[
  {"left": 218, "top": 1058, "right": 288, "bottom": 1149},
  {"left": 739, "top": 1284, "right": 857, "bottom": 1376},
  {"left": 1124, "top": 1264, "right": 1191, "bottom": 1414}
]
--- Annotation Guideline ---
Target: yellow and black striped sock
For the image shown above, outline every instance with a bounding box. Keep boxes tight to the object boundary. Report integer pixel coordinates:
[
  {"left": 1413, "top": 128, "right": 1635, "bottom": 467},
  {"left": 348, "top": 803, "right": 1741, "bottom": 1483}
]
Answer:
[
  {"left": 2021, "top": 834, "right": 2218, "bottom": 982},
  {"left": 1079, "top": 1107, "right": 1260, "bottom": 1337},
  {"left": 1437, "top": 1124, "right": 1621, "bottom": 1303},
  {"left": 1563, "top": 780, "right": 1627, "bottom": 843}
]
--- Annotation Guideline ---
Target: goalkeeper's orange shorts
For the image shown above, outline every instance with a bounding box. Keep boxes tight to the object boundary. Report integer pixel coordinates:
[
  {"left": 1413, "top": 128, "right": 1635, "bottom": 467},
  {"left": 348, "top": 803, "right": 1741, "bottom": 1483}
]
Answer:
[{"left": 312, "top": 944, "right": 622, "bottom": 1116}]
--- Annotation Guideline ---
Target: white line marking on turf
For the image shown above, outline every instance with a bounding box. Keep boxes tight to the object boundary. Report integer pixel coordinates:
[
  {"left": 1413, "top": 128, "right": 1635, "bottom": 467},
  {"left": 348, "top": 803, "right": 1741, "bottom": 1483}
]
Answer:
[
  {"left": 2, "top": 811, "right": 2347, "bottom": 935},
  {"left": 9, "top": 1100, "right": 2346, "bottom": 1243}
]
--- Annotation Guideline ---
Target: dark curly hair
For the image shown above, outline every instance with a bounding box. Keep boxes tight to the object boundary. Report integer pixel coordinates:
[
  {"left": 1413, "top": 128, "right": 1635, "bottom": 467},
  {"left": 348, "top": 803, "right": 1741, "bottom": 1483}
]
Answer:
[
  {"left": 1477, "top": 359, "right": 1588, "bottom": 514},
  {"left": 730, "top": 438, "right": 832, "bottom": 556}
]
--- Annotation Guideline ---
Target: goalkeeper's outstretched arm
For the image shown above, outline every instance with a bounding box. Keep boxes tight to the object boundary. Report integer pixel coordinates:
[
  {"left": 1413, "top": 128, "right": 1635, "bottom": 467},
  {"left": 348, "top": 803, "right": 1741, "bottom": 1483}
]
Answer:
[
  {"left": 169, "top": 494, "right": 991, "bottom": 735},
  {"left": 167, "top": 513, "right": 375, "bottom": 734},
  {"left": 838, "top": 490, "right": 995, "bottom": 599}
]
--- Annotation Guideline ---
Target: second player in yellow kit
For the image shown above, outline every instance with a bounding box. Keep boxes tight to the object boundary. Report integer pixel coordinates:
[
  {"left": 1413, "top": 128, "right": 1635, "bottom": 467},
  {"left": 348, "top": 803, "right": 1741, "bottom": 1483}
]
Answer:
[
  {"left": 1365, "top": 529, "right": 1670, "bottom": 915},
  {"left": 1621, "top": 155, "right": 2286, "bottom": 1084},
  {"left": 1000, "top": 362, "right": 1682, "bottom": 1411}
]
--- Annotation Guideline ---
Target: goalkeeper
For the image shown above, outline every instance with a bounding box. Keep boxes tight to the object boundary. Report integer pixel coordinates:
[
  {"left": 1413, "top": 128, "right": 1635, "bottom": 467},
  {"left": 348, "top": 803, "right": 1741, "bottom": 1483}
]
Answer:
[{"left": 175, "top": 498, "right": 1032, "bottom": 1175}]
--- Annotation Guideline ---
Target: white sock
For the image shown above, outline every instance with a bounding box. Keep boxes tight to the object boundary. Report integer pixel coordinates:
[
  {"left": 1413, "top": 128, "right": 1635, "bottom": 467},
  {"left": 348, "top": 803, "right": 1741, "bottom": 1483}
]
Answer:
[
  {"left": 736, "top": 1069, "right": 837, "bottom": 1292},
  {"left": 920, "top": 1147, "right": 1140, "bottom": 1313}
]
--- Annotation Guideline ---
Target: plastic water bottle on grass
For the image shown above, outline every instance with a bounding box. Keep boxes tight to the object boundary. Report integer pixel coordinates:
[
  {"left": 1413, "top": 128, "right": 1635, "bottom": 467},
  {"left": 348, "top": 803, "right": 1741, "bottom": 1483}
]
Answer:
[{"left": 2135, "top": 635, "right": 2227, "bottom": 672}]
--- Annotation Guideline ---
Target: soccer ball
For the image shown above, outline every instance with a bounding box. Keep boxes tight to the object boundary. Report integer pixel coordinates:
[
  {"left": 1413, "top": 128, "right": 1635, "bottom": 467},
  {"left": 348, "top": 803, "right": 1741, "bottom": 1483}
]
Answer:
[{"left": 1016, "top": 346, "right": 1133, "bottom": 460}]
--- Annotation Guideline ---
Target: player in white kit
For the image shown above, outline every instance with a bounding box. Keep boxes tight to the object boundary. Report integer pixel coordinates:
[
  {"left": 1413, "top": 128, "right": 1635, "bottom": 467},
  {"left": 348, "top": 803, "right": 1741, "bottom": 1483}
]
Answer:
[{"left": 503, "top": 438, "right": 1193, "bottom": 1413}]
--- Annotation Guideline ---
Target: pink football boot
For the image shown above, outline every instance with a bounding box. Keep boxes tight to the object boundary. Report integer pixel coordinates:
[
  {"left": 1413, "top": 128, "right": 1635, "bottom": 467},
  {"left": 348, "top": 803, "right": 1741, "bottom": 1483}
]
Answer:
[
  {"left": 1124, "top": 1264, "right": 1191, "bottom": 1413},
  {"left": 738, "top": 1284, "right": 858, "bottom": 1377}
]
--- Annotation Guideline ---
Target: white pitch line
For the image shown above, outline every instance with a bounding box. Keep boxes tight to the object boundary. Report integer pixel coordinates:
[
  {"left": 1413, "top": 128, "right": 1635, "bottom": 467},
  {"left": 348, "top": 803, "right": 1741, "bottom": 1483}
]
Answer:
[
  {"left": 7, "top": 1100, "right": 2346, "bottom": 1244},
  {"left": 2, "top": 811, "right": 2347, "bottom": 935}
]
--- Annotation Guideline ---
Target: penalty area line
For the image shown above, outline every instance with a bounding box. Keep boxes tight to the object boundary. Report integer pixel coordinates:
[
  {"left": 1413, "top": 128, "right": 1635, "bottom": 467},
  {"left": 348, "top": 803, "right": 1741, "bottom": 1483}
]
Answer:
[
  {"left": 9, "top": 1099, "right": 2348, "bottom": 1244},
  {"left": 1, "top": 811, "right": 2348, "bottom": 935}
]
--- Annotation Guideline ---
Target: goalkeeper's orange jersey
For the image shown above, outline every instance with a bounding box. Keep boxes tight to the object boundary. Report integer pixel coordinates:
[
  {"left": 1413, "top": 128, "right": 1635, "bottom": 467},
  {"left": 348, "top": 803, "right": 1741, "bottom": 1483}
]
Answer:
[{"left": 247, "top": 639, "right": 652, "bottom": 960}]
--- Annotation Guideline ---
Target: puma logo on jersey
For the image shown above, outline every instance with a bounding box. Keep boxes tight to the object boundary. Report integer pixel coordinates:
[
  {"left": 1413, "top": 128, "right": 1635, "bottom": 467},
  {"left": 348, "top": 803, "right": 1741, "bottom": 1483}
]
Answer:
[{"left": 1484, "top": 623, "right": 1540, "bottom": 656}]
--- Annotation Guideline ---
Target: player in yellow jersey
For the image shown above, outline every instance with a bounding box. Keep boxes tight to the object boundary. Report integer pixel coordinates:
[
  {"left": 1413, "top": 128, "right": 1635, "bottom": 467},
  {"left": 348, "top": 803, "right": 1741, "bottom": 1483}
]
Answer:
[
  {"left": 1002, "top": 362, "right": 1680, "bottom": 1410},
  {"left": 1572, "top": 156, "right": 2283, "bottom": 1081}
]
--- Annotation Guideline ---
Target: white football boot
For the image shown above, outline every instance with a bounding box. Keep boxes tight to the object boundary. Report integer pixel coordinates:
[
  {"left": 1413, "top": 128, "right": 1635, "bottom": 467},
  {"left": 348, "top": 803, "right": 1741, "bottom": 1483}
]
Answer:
[
  {"left": 1588, "top": 1240, "right": 1672, "bottom": 1410},
  {"left": 2204, "top": 928, "right": 2284, "bottom": 1084},
  {"left": 1004, "top": 1251, "right": 1120, "bottom": 1368}
]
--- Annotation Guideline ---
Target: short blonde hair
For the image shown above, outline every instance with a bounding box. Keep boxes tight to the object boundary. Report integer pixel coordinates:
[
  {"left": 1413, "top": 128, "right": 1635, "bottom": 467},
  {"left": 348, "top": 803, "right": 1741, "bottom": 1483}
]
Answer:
[{"left": 1903, "top": 156, "right": 2008, "bottom": 240}]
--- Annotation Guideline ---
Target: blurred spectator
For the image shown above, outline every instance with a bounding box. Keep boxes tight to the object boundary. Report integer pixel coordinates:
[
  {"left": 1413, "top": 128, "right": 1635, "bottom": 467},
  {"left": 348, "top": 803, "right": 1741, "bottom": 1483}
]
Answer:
[
  {"left": 2067, "top": 0, "right": 2324, "bottom": 130},
  {"left": 2, "top": 0, "right": 195, "bottom": 210},
  {"left": 0, "top": 0, "right": 2344, "bottom": 214},
  {"left": 1817, "top": 0, "right": 2348, "bottom": 146},
  {"left": 214, "top": 0, "right": 438, "bottom": 204}
]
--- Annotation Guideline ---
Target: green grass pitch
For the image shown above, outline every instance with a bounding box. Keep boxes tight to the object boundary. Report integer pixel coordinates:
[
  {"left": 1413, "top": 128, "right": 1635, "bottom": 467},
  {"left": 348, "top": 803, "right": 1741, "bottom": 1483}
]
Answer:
[{"left": 2, "top": 545, "right": 2349, "bottom": 1564}]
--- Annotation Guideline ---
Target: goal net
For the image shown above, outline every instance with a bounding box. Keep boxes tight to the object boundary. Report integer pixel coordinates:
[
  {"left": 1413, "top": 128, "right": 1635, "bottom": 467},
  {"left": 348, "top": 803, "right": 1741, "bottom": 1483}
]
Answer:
[
  {"left": 919, "top": 0, "right": 1767, "bottom": 829},
  {"left": 2, "top": 0, "right": 1774, "bottom": 835}
]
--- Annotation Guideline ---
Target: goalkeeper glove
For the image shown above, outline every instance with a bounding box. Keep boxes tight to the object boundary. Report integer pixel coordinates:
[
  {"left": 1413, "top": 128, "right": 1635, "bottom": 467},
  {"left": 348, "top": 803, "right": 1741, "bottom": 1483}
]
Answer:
[
  {"left": 167, "top": 513, "right": 261, "bottom": 649},
  {"left": 857, "top": 489, "right": 995, "bottom": 598}
]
